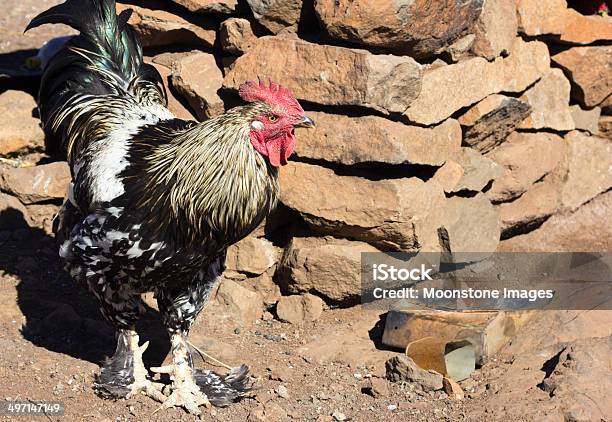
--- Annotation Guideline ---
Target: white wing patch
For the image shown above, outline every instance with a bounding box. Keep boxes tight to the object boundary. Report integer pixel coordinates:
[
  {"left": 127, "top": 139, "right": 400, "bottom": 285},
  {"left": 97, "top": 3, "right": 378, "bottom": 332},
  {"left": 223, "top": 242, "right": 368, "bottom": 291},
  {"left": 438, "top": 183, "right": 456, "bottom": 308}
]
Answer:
[{"left": 87, "top": 105, "right": 174, "bottom": 203}]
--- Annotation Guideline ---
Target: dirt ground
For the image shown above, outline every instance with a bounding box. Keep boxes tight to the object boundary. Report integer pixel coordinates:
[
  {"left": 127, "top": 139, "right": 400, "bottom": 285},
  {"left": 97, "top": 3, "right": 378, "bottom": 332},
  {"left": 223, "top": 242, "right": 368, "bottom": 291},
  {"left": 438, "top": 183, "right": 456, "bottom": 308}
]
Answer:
[
  {"left": 0, "top": 218, "right": 554, "bottom": 422},
  {"left": 0, "top": 0, "right": 609, "bottom": 421}
]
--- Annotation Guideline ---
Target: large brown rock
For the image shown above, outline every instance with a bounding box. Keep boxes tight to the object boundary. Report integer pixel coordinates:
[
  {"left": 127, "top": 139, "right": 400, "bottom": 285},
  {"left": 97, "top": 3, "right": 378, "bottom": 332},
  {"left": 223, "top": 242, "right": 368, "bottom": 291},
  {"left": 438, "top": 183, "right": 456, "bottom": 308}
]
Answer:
[
  {"left": 540, "top": 338, "right": 612, "bottom": 421},
  {"left": 517, "top": 0, "right": 612, "bottom": 44},
  {"left": 570, "top": 105, "right": 600, "bottom": 135},
  {"left": 438, "top": 194, "right": 500, "bottom": 253},
  {"left": 386, "top": 355, "right": 443, "bottom": 391},
  {"left": 225, "top": 236, "right": 278, "bottom": 275},
  {"left": 497, "top": 179, "right": 559, "bottom": 238},
  {"left": 171, "top": 52, "right": 224, "bottom": 120},
  {"left": 519, "top": 69, "right": 574, "bottom": 131},
  {"left": 314, "top": 0, "right": 484, "bottom": 59},
  {"left": 294, "top": 112, "right": 461, "bottom": 166},
  {"left": 146, "top": 55, "right": 196, "bottom": 120},
  {"left": 404, "top": 39, "right": 549, "bottom": 125},
  {"left": 220, "top": 18, "right": 257, "bottom": 55},
  {"left": 471, "top": 0, "right": 518, "bottom": 59},
  {"left": 459, "top": 94, "right": 531, "bottom": 153},
  {"left": 451, "top": 148, "right": 504, "bottom": 193},
  {"left": 246, "top": 0, "right": 302, "bottom": 33},
  {"left": 0, "top": 162, "right": 70, "bottom": 204},
  {"left": 0, "top": 91, "right": 44, "bottom": 156},
  {"left": 499, "top": 190, "right": 612, "bottom": 252},
  {"left": 277, "top": 237, "right": 379, "bottom": 303},
  {"left": 552, "top": 46, "right": 612, "bottom": 108},
  {"left": 517, "top": 0, "right": 570, "bottom": 36},
  {"left": 486, "top": 132, "right": 566, "bottom": 203},
  {"left": 432, "top": 161, "right": 464, "bottom": 194},
  {"left": 117, "top": 4, "right": 215, "bottom": 49},
  {"left": 560, "top": 131, "right": 612, "bottom": 212},
  {"left": 209, "top": 278, "right": 263, "bottom": 325},
  {"left": 276, "top": 294, "right": 324, "bottom": 324},
  {"left": 279, "top": 162, "right": 446, "bottom": 251},
  {"left": 172, "top": 0, "right": 238, "bottom": 14},
  {"left": 223, "top": 37, "right": 423, "bottom": 115}
]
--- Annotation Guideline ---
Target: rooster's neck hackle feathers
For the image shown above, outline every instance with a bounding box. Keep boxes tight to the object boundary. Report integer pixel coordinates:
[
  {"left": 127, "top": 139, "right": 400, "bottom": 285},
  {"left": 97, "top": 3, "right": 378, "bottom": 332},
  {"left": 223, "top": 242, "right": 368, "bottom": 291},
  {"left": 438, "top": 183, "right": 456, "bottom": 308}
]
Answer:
[{"left": 127, "top": 103, "right": 279, "bottom": 247}]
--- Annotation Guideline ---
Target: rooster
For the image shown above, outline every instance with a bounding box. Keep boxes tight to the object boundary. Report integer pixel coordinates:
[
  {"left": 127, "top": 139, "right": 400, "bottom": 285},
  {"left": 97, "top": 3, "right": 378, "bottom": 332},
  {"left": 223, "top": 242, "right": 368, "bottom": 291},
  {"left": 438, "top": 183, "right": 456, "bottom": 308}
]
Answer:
[{"left": 26, "top": 0, "right": 314, "bottom": 414}]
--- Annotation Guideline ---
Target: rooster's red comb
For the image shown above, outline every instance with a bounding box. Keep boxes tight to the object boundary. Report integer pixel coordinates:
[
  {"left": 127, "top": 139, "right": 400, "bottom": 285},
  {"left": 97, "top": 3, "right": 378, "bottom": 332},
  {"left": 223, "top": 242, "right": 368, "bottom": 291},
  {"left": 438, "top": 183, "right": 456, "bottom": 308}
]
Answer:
[{"left": 239, "top": 78, "right": 304, "bottom": 116}]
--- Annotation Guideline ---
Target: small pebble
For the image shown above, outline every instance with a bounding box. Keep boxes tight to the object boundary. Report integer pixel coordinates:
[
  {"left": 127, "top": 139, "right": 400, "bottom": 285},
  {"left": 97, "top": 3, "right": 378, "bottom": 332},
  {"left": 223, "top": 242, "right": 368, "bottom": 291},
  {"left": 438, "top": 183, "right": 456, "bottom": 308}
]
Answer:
[
  {"left": 388, "top": 404, "right": 397, "bottom": 411},
  {"left": 332, "top": 410, "right": 347, "bottom": 421},
  {"left": 275, "top": 385, "right": 289, "bottom": 399}
]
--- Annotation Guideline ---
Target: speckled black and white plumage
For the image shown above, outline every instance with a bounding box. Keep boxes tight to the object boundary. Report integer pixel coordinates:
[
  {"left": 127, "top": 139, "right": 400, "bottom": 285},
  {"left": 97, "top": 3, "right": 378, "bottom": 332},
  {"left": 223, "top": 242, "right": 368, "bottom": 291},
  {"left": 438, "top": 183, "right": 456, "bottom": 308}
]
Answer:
[{"left": 27, "top": 0, "right": 296, "bottom": 411}]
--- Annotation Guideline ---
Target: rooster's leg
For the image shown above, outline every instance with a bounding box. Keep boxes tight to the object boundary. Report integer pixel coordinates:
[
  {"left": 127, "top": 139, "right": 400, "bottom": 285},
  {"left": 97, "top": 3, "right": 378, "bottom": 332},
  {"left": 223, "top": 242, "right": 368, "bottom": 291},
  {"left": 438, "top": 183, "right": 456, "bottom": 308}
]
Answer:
[
  {"left": 151, "top": 332, "right": 211, "bottom": 415},
  {"left": 95, "top": 329, "right": 165, "bottom": 402},
  {"left": 151, "top": 258, "right": 250, "bottom": 414}
]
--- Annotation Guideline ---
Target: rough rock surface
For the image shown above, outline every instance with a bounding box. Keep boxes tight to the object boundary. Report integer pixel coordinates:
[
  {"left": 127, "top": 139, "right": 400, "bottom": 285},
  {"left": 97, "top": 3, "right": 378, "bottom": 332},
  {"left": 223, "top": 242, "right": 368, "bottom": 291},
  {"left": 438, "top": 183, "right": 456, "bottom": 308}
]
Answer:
[
  {"left": 146, "top": 56, "right": 196, "bottom": 120},
  {"left": 432, "top": 161, "right": 464, "bottom": 194},
  {"left": 276, "top": 294, "right": 324, "bottom": 324},
  {"left": 600, "top": 115, "right": 612, "bottom": 140},
  {"left": 277, "top": 237, "right": 379, "bottom": 303},
  {"left": 519, "top": 69, "right": 574, "bottom": 131},
  {"left": 224, "top": 37, "right": 423, "bottom": 114},
  {"left": 471, "top": 0, "right": 517, "bottom": 60},
  {"left": 552, "top": 46, "right": 612, "bottom": 108},
  {"left": 117, "top": 4, "right": 216, "bottom": 49},
  {"left": 279, "top": 162, "right": 446, "bottom": 251},
  {"left": 210, "top": 278, "right": 263, "bottom": 325},
  {"left": 296, "top": 310, "right": 397, "bottom": 368},
  {"left": 500, "top": 190, "right": 612, "bottom": 252},
  {"left": 294, "top": 113, "right": 461, "bottom": 166},
  {"left": 246, "top": 0, "right": 302, "bottom": 33},
  {"left": 0, "top": 162, "right": 70, "bottom": 204},
  {"left": 459, "top": 95, "right": 531, "bottom": 153},
  {"left": 404, "top": 39, "right": 550, "bottom": 125},
  {"left": 517, "top": 0, "right": 612, "bottom": 44},
  {"left": 385, "top": 355, "right": 443, "bottom": 391},
  {"left": 225, "top": 236, "right": 278, "bottom": 275},
  {"left": 451, "top": 148, "right": 504, "bottom": 193},
  {"left": 243, "top": 270, "right": 281, "bottom": 307},
  {"left": 486, "top": 132, "right": 566, "bottom": 203},
  {"left": 540, "top": 337, "right": 612, "bottom": 421},
  {"left": 439, "top": 195, "right": 500, "bottom": 253},
  {"left": 497, "top": 180, "right": 559, "bottom": 237},
  {"left": 560, "top": 131, "right": 612, "bottom": 212},
  {"left": 220, "top": 18, "right": 257, "bottom": 55},
  {"left": 314, "top": 0, "right": 484, "bottom": 59},
  {"left": 443, "top": 377, "right": 464, "bottom": 401},
  {"left": 0, "top": 91, "right": 44, "bottom": 156},
  {"left": 172, "top": 0, "right": 237, "bottom": 14},
  {"left": 171, "top": 52, "right": 224, "bottom": 120},
  {"left": 570, "top": 105, "right": 600, "bottom": 135}
]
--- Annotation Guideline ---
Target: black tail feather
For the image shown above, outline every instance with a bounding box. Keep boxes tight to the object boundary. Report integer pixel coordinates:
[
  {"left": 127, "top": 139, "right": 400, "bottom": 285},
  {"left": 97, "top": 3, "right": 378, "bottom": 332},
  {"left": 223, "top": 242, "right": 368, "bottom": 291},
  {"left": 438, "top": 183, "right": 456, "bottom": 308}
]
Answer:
[
  {"left": 25, "top": 0, "right": 166, "bottom": 159},
  {"left": 194, "top": 365, "right": 253, "bottom": 407}
]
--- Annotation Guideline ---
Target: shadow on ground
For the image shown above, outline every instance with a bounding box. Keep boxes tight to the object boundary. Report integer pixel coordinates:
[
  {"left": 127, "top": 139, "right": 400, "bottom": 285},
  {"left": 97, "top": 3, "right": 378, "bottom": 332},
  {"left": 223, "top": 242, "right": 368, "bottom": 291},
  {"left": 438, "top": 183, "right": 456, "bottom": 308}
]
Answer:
[{"left": 0, "top": 208, "right": 170, "bottom": 369}]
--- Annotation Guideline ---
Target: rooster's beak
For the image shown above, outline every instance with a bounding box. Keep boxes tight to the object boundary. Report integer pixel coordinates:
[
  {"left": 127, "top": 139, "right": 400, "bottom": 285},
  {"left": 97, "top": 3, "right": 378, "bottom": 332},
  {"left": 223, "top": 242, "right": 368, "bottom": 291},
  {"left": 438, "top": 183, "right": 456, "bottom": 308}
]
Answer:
[{"left": 294, "top": 116, "right": 315, "bottom": 128}]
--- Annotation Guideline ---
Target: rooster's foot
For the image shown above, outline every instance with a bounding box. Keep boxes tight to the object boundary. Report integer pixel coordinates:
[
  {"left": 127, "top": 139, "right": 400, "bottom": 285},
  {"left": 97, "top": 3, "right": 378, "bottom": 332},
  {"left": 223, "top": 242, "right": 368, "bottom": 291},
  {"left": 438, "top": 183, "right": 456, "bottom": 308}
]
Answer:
[
  {"left": 96, "top": 330, "right": 165, "bottom": 402},
  {"left": 151, "top": 362, "right": 210, "bottom": 415},
  {"left": 125, "top": 340, "right": 166, "bottom": 403},
  {"left": 150, "top": 332, "right": 211, "bottom": 415}
]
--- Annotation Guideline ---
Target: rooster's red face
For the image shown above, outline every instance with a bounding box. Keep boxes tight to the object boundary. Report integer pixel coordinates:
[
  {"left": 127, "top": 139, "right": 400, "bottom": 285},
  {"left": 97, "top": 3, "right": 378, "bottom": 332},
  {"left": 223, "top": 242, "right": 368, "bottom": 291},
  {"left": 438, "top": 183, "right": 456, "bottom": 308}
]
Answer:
[{"left": 239, "top": 79, "right": 314, "bottom": 167}]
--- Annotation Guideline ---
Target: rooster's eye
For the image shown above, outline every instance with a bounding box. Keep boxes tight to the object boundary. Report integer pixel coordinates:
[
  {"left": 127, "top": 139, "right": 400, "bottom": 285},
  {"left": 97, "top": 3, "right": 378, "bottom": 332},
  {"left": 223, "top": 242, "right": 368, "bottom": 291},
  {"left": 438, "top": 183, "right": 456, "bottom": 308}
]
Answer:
[{"left": 268, "top": 115, "right": 278, "bottom": 122}]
